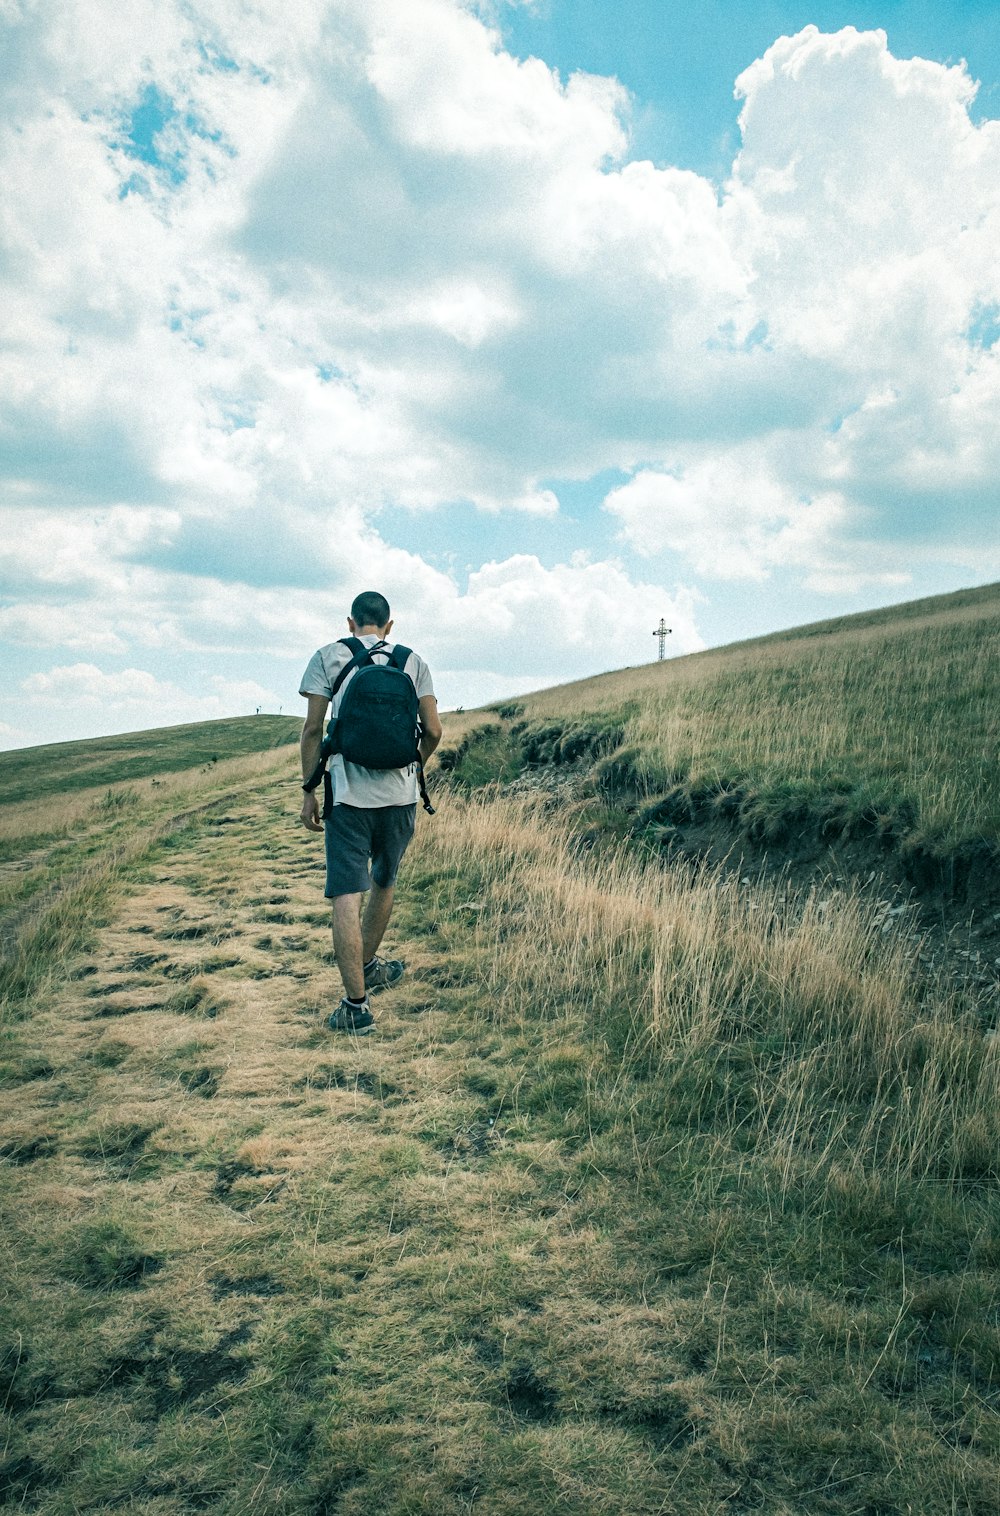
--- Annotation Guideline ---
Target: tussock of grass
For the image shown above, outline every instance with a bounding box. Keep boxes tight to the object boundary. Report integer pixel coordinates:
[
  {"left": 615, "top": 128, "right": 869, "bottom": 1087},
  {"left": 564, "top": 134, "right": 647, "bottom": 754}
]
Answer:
[
  {"left": 429, "top": 796, "right": 1000, "bottom": 1184},
  {"left": 58, "top": 1220, "right": 163, "bottom": 1291}
]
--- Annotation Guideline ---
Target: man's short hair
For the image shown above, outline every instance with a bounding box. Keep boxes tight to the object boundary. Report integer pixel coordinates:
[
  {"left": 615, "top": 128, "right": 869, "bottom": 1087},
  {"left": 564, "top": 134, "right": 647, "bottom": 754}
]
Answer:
[{"left": 351, "top": 590, "right": 391, "bottom": 627}]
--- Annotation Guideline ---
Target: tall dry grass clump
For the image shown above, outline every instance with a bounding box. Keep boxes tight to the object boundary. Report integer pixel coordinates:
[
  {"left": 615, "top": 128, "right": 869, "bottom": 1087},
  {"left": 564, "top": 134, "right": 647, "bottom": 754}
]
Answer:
[{"left": 417, "top": 792, "right": 999, "bottom": 1195}]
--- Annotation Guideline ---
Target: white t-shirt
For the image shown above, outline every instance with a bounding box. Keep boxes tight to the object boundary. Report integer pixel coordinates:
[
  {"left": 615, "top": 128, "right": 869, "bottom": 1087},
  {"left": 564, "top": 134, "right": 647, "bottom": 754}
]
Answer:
[{"left": 299, "top": 635, "right": 435, "bottom": 808}]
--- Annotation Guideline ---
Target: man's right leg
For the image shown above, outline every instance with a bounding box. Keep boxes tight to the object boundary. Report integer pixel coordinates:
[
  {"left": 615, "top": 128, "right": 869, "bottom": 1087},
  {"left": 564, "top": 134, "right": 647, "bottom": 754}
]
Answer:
[{"left": 324, "top": 805, "right": 378, "bottom": 1032}]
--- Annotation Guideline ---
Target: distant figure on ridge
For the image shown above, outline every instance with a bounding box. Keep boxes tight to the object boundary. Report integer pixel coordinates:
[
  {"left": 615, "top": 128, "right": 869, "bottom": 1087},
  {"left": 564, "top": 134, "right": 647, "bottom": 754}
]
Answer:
[{"left": 298, "top": 591, "right": 441, "bottom": 1034}]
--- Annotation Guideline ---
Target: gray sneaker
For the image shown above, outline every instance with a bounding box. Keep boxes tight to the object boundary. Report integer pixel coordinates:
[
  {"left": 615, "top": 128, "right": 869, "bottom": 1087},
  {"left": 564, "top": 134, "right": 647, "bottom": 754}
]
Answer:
[
  {"left": 327, "top": 998, "right": 375, "bottom": 1034},
  {"left": 364, "top": 956, "right": 405, "bottom": 994}
]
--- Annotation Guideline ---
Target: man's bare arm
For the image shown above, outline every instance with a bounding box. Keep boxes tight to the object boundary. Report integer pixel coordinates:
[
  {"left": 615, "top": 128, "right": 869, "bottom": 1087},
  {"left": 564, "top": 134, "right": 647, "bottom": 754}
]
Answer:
[
  {"left": 299, "top": 694, "right": 329, "bottom": 832},
  {"left": 418, "top": 695, "right": 442, "bottom": 766}
]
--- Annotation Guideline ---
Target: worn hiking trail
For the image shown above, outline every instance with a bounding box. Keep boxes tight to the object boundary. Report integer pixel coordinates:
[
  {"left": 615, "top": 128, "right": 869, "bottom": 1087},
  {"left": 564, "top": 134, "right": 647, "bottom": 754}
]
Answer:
[
  {"left": 1, "top": 779, "right": 700, "bottom": 1513},
  {"left": 3, "top": 772, "right": 999, "bottom": 1515}
]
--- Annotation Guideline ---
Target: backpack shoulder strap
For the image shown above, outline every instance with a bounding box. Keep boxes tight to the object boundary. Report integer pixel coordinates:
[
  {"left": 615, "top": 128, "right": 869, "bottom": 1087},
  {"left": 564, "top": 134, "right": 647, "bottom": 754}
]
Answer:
[
  {"left": 302, "top": 640, "right": 378, "bottom": 798},
  {"left": 330, "top": 637, "right": 372, "bottom": 699},
  {"left": 385, "top": 643, "right": 433, "bottom": 810}
]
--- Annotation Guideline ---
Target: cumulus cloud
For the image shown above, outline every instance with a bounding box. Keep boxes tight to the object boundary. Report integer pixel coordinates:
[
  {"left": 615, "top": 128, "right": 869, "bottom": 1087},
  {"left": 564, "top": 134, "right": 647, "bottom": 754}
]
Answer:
[
  {"left": 606, "top": 461, "right": 918, "bottom": 595},
  {"left": 1, "top": 4, "right": 999, "bottom": 743},
  {"left": 721, "top": 26, "right": 1000, "bottom": 555},
  {"left": 0, "top": 604, "right": 128, "bottom": 654},
  {"left": 418, "top": 553, "right": 705, "bottom": 677},
  {"left": 21, "top": 662, "right": 281, "bottom": 730}
]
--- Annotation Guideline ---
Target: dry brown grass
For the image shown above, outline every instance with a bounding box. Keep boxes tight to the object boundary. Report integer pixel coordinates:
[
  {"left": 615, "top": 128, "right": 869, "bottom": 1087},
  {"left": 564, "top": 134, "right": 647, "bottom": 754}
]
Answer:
[
  {"left": 422, "top": 794, "right": 1000, "bottom": 1185},
  {"left": 2, "top": 753, "right": 999, "bottom": 1513}
]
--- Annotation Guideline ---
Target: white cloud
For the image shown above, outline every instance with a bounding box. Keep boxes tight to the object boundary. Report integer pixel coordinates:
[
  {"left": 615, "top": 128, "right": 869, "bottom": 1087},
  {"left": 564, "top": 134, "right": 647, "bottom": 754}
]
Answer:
[
  {"left": 720, "top": 24, "right": 1000, "bottom": 556},
  {"left": 599, "top": 25, "right": 1000, "bottom": 587},
  {"left": 604, "top": 445, "right": 914, "bottom": 592},
  {"left": 0, "top": 502, "right": 700, "bottom": 685},
  {"left": 366, "top": 0, "right": 627, "bottom": 163},
  {"left": 23, "top": 664, "right": 166, "bottom": 701},
  {"left": 0, "top": 718, "right": 31, "bottom": 750},
  {"left": 417, "top": 552, "right": 704, "bottom": 674},
  {"left": 0, "top": 604, "right": 128, "bottom": 654},
  {"left": 21, "top": 661, "right": 281, "bottom": 728},
  {"left": 1, "top": 5, "right": 999, "bottom": 742}
]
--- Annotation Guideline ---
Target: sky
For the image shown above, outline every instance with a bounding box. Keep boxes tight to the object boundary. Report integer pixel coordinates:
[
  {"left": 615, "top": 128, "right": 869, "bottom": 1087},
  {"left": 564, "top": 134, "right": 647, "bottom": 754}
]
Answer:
[{"left": 1, "top": 0, "right": 998, "bottom": 746}]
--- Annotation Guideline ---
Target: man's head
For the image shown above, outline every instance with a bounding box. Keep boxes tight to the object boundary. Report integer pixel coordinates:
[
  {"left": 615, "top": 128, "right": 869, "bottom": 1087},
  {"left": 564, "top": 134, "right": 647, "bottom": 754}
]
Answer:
[{"left": 349, "top": 590, "right": 392, "bottom": 635}]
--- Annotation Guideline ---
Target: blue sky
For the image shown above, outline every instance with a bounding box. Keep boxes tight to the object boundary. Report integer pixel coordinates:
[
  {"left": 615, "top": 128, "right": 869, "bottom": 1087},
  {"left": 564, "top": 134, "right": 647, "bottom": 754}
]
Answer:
[
  {"left": 1, "top": 0, "right": 998, "bottom": 744},
  {"left": 503, "top": 1, "right": 1000, "bottom": 175}
]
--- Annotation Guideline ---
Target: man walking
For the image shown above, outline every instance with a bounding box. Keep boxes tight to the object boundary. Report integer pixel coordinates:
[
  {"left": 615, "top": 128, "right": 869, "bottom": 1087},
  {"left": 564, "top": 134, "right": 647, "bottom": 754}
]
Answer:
[{"left": 299, "top": 591, "right": 441, "bottom": 1033}]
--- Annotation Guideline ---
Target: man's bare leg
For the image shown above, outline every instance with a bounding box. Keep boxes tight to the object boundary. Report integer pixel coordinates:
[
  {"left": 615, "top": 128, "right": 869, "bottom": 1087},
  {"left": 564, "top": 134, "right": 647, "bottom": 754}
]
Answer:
[
  {"left": 331, "top": 893, "right": 365, "bottom": 1001},
  {"left": 362, "top": 882, "right": 395, "bottom": 964}
]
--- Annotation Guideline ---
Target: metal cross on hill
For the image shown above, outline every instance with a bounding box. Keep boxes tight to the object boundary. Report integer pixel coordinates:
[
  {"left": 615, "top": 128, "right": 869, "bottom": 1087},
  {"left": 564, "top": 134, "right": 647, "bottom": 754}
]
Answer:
[{"left": 652, "top": 618, "right": 672, "bottom": 661}]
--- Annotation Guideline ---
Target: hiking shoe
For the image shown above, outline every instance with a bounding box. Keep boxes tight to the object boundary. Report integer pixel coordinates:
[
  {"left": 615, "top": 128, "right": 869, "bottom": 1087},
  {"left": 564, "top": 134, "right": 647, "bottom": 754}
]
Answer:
[
  {"left": 364, "top": 956, "right": 405, "bottom": 994},
  {"left": 327, "top": 998, "right": 375, "bottom": 1034}
]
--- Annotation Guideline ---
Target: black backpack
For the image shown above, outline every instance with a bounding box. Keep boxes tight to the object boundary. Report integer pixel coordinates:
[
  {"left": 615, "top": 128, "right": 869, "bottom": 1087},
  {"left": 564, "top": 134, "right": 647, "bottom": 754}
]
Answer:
[
  {"left": 303, "top": 638, "right": 434, "bottom": 816},
  {"left": 329, "top": 638, "right": 418, "bottom": 769}
]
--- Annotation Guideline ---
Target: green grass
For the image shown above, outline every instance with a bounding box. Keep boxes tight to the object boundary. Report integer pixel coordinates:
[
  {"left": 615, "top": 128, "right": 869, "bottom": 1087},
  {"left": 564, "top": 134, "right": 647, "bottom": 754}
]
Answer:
[
  {"left": 0, "top": 714, "right": 301, "bottom": 807},
  {"left": 441, "top": 582, "right": 1000, "bottom": 861}
]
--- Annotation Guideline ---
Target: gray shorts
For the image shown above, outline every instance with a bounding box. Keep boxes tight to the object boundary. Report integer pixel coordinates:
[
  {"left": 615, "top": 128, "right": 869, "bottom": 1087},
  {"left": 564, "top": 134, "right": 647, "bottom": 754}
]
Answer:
[{"left": 324, "top": 803, "right": 416, "bottom": 898}]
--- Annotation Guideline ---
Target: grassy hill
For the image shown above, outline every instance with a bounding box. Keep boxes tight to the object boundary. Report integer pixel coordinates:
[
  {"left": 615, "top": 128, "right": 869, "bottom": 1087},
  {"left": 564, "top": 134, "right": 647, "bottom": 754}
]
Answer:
[
  {"left": 0, "top": 715, "right": 302, "bottom": 809},
  {"left": 2, "top": 595, "right": 999, "bottom": 1514},
  {"left": 443, "top": 582, "right": 1000, "bottom": 883}
]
